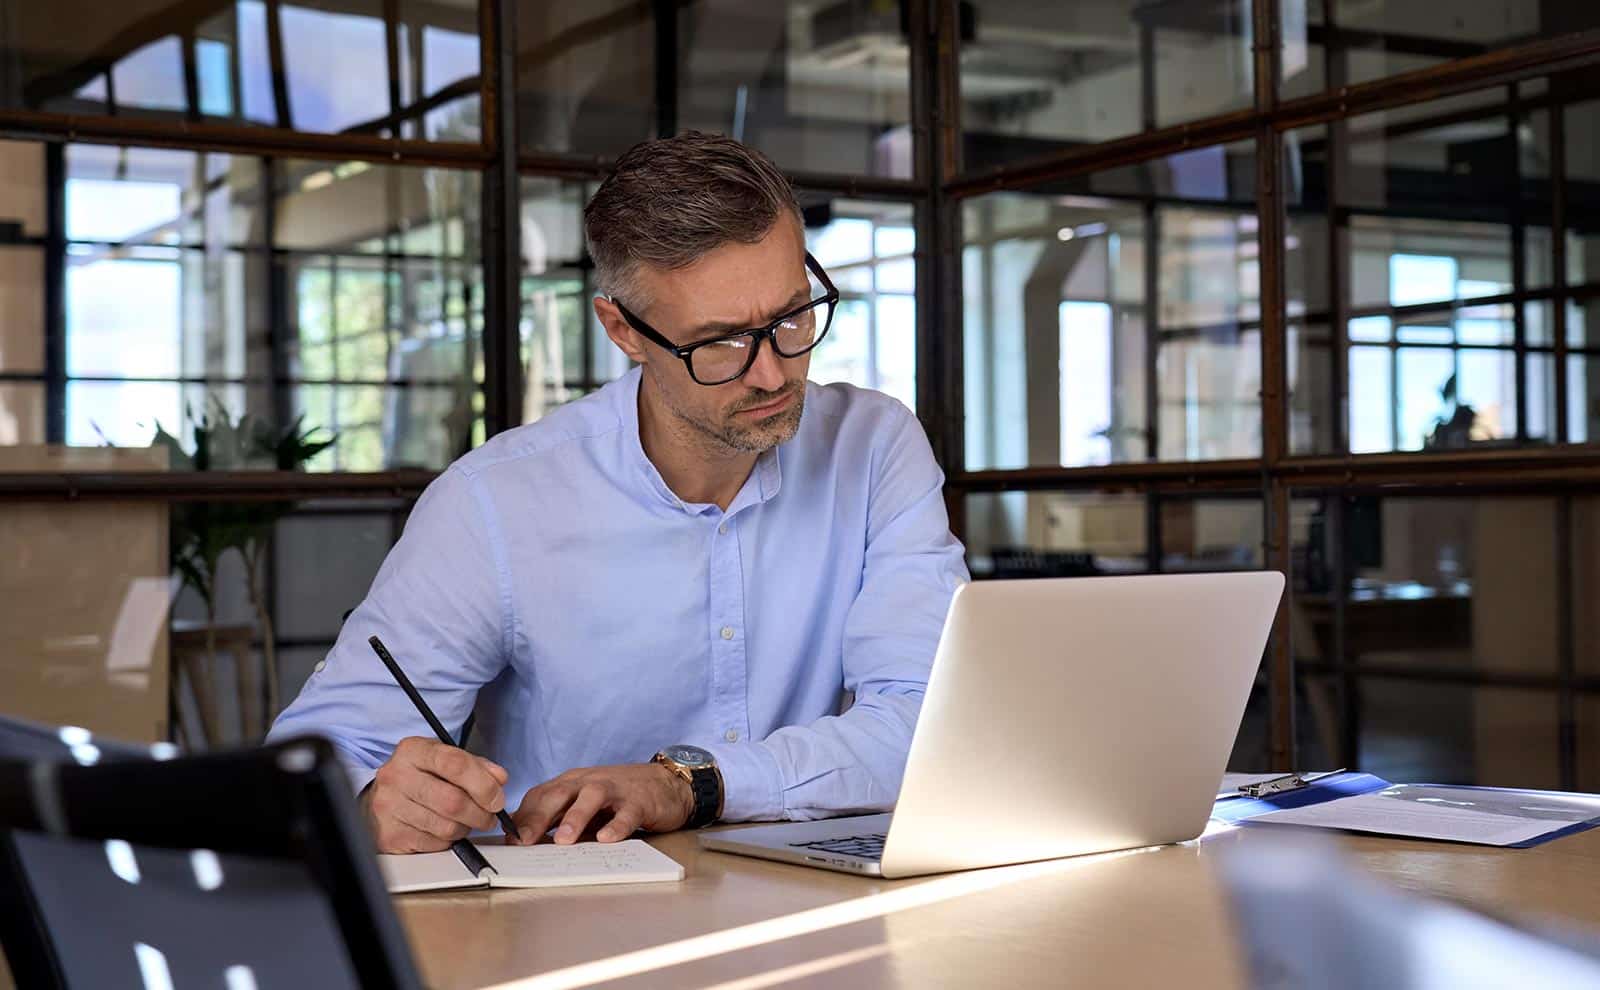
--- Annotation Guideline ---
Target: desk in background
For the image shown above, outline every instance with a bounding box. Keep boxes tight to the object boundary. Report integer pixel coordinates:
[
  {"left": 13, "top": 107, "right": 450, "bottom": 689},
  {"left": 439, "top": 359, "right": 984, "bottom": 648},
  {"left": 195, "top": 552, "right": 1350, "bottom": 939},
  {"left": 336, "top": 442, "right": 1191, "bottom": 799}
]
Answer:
[{"left": 397, "top": 824, "right": 1600, "bottom": 990}]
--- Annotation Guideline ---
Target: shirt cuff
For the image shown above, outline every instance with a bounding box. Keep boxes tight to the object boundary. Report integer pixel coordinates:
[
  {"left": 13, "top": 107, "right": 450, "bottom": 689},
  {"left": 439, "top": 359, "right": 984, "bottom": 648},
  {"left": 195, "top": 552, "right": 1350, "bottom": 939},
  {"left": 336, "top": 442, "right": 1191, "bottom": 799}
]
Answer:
[
  {"left": 346, "top": 762, "right": 378, "bottom": 798},
  {"left": 700, "top": 739, "right": 784, "bottom": 822}
]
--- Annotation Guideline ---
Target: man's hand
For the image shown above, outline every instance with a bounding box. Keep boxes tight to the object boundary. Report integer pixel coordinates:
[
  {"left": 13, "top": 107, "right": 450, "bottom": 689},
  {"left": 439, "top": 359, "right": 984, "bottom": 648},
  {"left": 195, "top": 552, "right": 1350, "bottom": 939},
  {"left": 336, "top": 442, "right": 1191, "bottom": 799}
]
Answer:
[
  {"left": 363, "top": 736, "right": 514, "bottom": 853},
  {"left": 512, "top": 763, "right": 693, "bottom": 844}
]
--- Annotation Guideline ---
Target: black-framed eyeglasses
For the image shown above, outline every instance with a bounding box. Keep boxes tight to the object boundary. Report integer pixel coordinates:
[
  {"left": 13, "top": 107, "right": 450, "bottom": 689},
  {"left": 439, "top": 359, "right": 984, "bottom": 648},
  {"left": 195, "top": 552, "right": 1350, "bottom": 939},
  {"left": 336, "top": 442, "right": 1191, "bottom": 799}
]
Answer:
[{"left": 614, "top": 252, "right": 840, "bottom": 386}]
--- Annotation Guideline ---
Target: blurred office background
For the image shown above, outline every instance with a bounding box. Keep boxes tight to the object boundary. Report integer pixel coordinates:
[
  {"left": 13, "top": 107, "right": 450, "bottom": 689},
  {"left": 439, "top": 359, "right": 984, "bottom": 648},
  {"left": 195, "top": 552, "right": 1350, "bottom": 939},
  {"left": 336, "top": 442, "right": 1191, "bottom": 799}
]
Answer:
[{"left": 0, "top": 1, "right": 1598, "bottom": 790}]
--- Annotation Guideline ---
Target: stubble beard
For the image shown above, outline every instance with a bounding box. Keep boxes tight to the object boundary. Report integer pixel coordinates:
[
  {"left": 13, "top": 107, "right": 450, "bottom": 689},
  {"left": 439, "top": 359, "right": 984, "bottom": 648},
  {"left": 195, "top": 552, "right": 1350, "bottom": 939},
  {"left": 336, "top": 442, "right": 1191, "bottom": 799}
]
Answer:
[{"left": 674, "top": 381, "right": 807, "bottom": 455}]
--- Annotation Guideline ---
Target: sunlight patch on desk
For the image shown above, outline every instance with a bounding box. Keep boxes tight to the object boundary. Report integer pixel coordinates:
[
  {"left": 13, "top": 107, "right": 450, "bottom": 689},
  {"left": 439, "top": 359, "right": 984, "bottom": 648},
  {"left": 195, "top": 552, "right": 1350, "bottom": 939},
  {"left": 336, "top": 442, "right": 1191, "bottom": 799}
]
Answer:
[
  {"left": 483, "top": 847, "right": 1155, "bottom": 990},
  {"left": 697, "top": 943, "right": 892, "bottom": 990}
]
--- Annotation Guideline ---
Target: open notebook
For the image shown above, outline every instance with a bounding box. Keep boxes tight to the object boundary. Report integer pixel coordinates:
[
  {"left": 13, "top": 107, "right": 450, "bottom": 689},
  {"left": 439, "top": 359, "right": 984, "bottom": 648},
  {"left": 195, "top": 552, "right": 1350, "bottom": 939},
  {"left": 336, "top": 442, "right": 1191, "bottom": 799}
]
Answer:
[{"left": 378, "top": 839, "right": 685, "bottom": 894}]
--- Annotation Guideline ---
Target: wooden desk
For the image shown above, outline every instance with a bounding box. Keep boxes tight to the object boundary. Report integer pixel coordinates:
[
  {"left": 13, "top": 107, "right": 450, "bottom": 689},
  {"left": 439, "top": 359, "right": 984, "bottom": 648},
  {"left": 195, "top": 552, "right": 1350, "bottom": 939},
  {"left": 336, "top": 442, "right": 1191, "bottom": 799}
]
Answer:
[{"left": 396, "top": 824, "right": 1600, "bottom": 989}]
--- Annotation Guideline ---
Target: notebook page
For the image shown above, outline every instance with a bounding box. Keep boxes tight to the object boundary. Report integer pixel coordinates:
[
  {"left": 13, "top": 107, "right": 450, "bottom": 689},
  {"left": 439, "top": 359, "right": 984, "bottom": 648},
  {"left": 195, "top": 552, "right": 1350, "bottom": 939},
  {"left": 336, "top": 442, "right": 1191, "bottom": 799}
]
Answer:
[
  {"left": 480, "top": 839, "right": 685, "bottom": 889},
  {"left": 378, "top": 850, "right": 487, "bottom": 893}
]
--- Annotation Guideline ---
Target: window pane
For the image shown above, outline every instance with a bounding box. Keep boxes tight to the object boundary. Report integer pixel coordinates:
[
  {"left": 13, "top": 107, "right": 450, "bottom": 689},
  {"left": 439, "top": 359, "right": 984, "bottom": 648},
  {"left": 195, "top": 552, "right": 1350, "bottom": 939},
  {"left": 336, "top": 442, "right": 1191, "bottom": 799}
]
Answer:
[
  {"left": 0, "top": 139, "right": 47, "bottom": 238},
  {"left": 1285, "top": 86, "right": 1554, "bottom": 455},
  {"left": 519, "top": 175, "right": 593, "bottom": 424},
  {"left": 515, "top": 1, "right": 655, "bottom": 159},
  {"left": 1581, "top": 695, "right": 1600, "bottom": 793},
  {"left": 1570, "top": 299, "right": 1600, "bottom": 350},
  {"left": 0, "top": 247, "right": 45, "bottom": 373},
  {"left": 804, "top": 198, "right": 917, "bottom": 411},
  {"left": 1348, "top": 344, "right": 1393, "bottom": 453},
  {"left": 873, "top": 295, "right": 916, "bottom": 411},
  {"left": 516, "top": 2, "right": 912, "bottom": 178},
  {"left": 65, "top": 380, "right": 182, "bottom": 448},
  {"left": 420, "top": 22, "right": 482, "bottom": 142},
  {"left": 812, "top": 298, "right": 871, "bottom": 397},
  {"left": 963, "top": 141, "right": 1258, "bottom": 470},
  {"left": 678, "top": 3, "right": 912, "bottom": 179},
  {"left": 1157, "top": 208, "right": 1260, "bottom": 461},
  {"left": 46, "top": 144, "right": 483, "bottom": 470},
  {"left": 274, "top": 160, "right": 479, "bottom": 259},
  {"left": 1288, "top": 322, "right": 1332, "bottom": 453},
  {"left": 1567, "top": 100, "right": 1600, "bottom": 293},
  {"left": 1160, "top": 497, "right": 1262, "bottom": 571},
  {"left": 1280, "top": 1, "right": 1600, "bottom": 98},
  {"left": 0, "top": 383, "right": 46, "bottom": 445},
  {"left": 67, "top": 253, "right": 182, "bottom": 379},
  {"left": 964, "top": 193, "right": 1141, "bottom": 470},
  {"left": 66, "top": 146, "right": 266, "bottom": 248},
  {"left": 273, "top": 510, "right": 395, "bottom": 642},
  {"left": 111, "top": 36, "right": 187, "bottom": 112},
  {"left": 1360, "top": 682, "right": 1558, "bottom": 788},
  {"left": 1579, "top": 498, "right": 1600, "bottom": 692},
  {"left": 0, "top": 2, "right": 479, "bottom": 141},
  {"left": 1396, "top": 347, "right": 1456, "bottom": 450},
  {"left": 1454, "top": 349, "right": 1517, "bottom": 441},
  {"left": 1291, "top": 494, "right": 1559, "bottom": 670},
  {"left": 1290, "top": 494, "right": 1564, "bottom": 775},
  {"left": 1528, "top": 352, "right": 1556, "bottom": 443},
  {"left": 281, "top": 2, "right": 389, "bottom": 132},
  {"left": 964, "top": 491, "right": 1149, "bottom": 579},
  {"left": 962, "top": 1, "right": 1254, "bottom": 173},
  {"left": 1573, "top": 355, "right": 1600, "bottom": 444},
  {"left": 1287, "top": 95, "right": 1537, "bottom": 310}
]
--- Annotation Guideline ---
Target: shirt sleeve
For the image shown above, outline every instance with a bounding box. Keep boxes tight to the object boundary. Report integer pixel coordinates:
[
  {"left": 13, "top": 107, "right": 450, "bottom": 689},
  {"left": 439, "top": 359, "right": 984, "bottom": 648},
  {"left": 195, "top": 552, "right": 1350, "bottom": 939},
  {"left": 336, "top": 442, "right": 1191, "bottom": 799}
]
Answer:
[
  {"left": 703, "top": 408, "right": 969, "bottom": 821},
  {"left": 265, "top": 465, "right": 512, "bottom": 794}
]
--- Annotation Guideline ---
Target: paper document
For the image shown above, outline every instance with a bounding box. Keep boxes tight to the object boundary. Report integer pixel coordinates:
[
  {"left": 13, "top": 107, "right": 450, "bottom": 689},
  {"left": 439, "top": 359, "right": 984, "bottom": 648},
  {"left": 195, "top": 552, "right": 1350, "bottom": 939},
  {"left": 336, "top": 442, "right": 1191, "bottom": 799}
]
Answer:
[{"left": 1247, "top": 785, "right": 1600, "bottom": 846}]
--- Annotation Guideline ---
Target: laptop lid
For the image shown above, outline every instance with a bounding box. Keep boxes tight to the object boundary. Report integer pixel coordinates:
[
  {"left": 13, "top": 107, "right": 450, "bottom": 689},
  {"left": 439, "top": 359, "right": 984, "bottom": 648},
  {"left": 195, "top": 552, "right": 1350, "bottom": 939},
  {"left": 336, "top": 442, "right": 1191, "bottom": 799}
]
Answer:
[{"left": 880, "top": 571, "right": 1283, "bottom": 878}]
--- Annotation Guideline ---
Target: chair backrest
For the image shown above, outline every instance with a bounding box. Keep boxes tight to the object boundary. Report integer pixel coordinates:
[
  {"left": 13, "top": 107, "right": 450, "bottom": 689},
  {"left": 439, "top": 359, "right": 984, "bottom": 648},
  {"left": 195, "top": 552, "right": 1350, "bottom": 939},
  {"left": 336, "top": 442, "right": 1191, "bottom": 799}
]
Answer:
[
  {"left": 0, "top": 721, "right": 422, "bottom": 990},
  {"left": 0, "top": 713, "right": 156, "bottom": 763}
]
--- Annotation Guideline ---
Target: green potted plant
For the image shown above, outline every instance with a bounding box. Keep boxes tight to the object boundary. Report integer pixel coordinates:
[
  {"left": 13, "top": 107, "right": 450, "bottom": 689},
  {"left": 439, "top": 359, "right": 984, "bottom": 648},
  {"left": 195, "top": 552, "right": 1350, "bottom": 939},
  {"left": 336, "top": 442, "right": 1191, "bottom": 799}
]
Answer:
[{"left": 151, "top": 398, "right": 336, "bottom": 741}]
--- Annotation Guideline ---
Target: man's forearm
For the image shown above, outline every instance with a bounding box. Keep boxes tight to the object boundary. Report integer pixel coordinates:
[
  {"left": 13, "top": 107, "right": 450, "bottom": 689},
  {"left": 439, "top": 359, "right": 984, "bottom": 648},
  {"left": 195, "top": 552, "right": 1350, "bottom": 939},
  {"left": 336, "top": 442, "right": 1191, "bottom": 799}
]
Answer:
[{"left": 703, "top": 690, "right": 923, "bottom": 822}]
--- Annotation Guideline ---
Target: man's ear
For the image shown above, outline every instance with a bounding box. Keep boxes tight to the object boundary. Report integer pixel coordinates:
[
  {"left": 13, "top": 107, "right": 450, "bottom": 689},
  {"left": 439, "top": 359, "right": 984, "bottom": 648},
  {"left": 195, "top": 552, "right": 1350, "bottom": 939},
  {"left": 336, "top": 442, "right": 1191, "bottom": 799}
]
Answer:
[{"left": 594, "top": 296, "right": 649, "bottom": 365}]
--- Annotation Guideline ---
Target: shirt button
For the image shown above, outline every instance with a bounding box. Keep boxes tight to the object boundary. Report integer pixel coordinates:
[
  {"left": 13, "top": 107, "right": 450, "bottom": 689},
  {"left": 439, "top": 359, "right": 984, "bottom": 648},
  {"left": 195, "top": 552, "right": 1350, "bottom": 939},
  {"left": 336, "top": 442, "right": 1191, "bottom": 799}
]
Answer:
[
  {"left": 725, "top": 729, "right": 739, "bottom": 742},
  {"left": 313, "top": 660, "right": 327, "bottom": 674},
  {"left": 720, "top": 626, "right": 734, "bottom": 640},
  {"left": 718, "top": 523, "right": 728, "bottom": 535}
]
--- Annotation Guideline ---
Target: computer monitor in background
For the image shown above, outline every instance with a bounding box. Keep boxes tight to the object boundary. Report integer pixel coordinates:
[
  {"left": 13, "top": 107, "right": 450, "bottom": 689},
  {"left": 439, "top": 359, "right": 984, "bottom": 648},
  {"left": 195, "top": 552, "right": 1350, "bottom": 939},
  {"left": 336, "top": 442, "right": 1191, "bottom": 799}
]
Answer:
[{"left": 0, "top": 725, "right": 421, "bottom": 990}]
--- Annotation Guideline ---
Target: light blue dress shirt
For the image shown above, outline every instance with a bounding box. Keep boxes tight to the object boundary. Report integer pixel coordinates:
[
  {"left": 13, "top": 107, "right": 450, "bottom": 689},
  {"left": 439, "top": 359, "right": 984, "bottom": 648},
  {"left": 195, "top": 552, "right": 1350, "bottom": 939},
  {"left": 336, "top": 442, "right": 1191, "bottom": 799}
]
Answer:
[{"left": 268, "top": 367, "right": 968, "bottom": 822}]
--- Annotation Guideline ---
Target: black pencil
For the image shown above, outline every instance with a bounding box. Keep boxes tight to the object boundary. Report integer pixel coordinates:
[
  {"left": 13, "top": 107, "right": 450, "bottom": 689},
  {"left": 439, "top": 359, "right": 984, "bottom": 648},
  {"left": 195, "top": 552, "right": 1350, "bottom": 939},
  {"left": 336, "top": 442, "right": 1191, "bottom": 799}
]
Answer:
[{"left": 367, "top": 634, "right": 519, "bottom": 841}]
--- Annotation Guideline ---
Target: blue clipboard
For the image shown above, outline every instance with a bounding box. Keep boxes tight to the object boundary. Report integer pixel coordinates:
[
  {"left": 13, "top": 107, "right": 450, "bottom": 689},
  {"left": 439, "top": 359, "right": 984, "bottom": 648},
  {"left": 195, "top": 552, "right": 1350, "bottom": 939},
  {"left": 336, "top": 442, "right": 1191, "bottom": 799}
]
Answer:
[{"left": 1211, "top": 771, "right": 1391, "bottom": 824}]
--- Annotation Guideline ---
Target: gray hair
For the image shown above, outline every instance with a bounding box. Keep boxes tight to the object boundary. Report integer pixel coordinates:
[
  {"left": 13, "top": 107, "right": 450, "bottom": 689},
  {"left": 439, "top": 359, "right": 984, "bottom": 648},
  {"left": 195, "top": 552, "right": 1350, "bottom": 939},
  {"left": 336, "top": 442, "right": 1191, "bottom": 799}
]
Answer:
[{"left": 584, "top": 131, "right": 803, "bottom": 308}]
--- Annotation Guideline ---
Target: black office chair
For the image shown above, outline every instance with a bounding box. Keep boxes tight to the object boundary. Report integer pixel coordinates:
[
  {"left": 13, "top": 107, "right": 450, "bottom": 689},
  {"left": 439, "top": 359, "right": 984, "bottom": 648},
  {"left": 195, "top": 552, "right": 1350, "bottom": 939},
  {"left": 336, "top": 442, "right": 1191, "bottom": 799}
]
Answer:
[{"left": 0, "top": 724, "right": 422, "bottom": 989}]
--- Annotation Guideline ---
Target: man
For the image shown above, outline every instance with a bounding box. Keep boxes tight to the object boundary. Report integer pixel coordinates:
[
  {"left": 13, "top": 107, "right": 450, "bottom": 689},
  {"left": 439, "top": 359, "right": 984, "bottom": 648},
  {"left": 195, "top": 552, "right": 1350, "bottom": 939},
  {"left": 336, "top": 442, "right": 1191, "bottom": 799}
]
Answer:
[{"left": 268, "top": 132, "right": 968, "bottom": 853}]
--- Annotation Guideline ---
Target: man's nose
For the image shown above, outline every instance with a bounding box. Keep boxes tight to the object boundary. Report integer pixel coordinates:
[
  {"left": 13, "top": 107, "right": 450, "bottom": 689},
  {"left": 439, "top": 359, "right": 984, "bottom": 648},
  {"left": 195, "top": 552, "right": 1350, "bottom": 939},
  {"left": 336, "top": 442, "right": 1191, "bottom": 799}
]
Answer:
[{"left": 742, "top": 336, "right": 788, "bottom": 391}]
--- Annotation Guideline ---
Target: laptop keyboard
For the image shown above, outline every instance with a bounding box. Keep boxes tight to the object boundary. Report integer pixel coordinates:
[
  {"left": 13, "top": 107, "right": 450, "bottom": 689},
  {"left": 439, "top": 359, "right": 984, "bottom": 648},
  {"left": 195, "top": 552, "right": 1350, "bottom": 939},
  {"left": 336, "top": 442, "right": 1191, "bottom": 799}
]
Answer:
[{"left": 789, "top": 832, "right": 888, "bottom": 861}]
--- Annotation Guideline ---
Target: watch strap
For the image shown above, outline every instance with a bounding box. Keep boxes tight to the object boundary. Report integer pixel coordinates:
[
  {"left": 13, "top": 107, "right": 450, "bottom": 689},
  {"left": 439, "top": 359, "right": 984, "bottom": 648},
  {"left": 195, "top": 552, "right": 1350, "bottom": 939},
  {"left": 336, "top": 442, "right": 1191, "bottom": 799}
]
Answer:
[{"left": 684, "top": 765, "right": 722, "bottom": 829}]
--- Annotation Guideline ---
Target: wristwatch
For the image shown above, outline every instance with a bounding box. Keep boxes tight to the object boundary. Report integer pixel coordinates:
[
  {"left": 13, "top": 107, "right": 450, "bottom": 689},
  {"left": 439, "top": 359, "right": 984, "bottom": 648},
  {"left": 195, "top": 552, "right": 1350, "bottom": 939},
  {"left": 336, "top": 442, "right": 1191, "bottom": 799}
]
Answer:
[{"left": 652, "top": 745, "right": 724, "bottom": 829}]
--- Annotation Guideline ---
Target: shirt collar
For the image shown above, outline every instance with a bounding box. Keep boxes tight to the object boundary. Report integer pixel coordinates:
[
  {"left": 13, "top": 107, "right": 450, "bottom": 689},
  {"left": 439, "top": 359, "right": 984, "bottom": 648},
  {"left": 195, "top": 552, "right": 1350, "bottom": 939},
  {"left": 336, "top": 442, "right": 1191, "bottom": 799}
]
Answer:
[
  {"left": 617, "top": 366, "right": 789, "bottom": 517},
  {"left": 617, "top": 367, "right": 686, "bottom": 512}
]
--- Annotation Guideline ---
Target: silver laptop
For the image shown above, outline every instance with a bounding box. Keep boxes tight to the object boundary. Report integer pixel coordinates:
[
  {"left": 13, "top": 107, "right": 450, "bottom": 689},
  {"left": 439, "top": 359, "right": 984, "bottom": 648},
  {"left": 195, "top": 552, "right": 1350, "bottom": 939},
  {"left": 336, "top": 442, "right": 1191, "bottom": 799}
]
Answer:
[{"left": 700, "top": 572, "right": 1285, "bottom": 879}]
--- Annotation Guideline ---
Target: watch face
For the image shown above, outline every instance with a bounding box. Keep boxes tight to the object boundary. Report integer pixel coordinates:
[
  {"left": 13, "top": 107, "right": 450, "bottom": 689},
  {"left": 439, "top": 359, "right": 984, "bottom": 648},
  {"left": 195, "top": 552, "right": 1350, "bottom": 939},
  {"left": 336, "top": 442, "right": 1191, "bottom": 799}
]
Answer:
[{"left": 665, "top": 745, "right": 713, "bottom": 768}]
